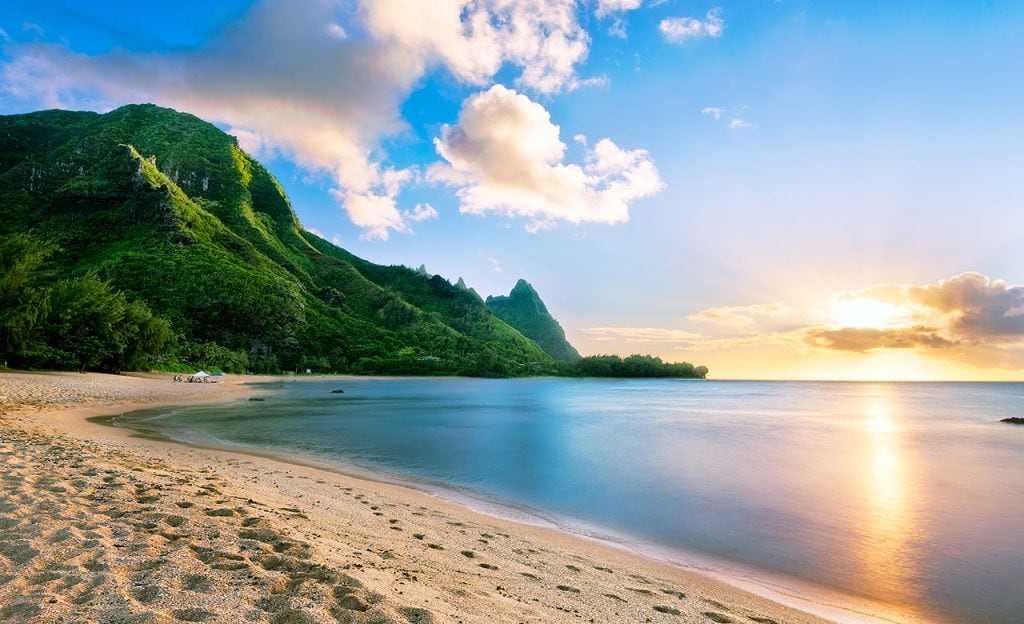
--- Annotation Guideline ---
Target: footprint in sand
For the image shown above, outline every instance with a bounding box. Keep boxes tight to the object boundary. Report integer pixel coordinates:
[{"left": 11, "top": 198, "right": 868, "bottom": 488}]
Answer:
[
  {"left": 702, "top": 612, "right": 733, "bottom": 623},
  {"left": 172, "top": 607, "right": 216, "bottom": 621},
  {"left": 181, "top": 574, "right": 212, "bottom": 593}
]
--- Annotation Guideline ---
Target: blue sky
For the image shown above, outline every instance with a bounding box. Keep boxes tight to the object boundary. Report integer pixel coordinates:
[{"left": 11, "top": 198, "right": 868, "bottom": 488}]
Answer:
[{"left": 3, "top": 1, "right": 1023, "bottom": 379}]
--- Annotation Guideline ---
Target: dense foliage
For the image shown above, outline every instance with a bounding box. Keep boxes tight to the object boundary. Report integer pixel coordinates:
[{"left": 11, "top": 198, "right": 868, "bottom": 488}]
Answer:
[
  {"left": 575, "top": 354, "right": 708, "bottom": 379},
  {"left": 486, "top": 279, "right": 581, "bottom": 363},
  {"left": 0, "top": 234, "right": 174, "bottom": 371}
]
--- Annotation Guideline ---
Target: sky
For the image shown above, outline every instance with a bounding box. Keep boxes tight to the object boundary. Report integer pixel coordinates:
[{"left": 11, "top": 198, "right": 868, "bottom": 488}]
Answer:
[{"left": 2, "top": 0, "right": 1023, "bottom": 380}]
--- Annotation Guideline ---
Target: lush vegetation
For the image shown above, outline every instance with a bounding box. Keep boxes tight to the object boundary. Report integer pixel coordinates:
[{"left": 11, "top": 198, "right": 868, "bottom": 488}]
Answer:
[
  {"left": 0, "top": 104, "right": 708, "bottom": 379},
  {"left": 0, "top": 104, "right": 555, "bottom": 375},
  {"left": 486, "top": 279, "right": 581, "bottom": 363},
  {"left": 0, "top": 234, "right": 174, "bottom": 371},
  {"left": 574, "top": 354, "right": 708, "bottom": 379}
]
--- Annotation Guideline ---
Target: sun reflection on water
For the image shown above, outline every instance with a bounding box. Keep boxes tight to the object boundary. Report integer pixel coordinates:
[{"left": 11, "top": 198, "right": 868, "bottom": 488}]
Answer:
[{"left": 856, "top": 391, "right": 922, "bottom": 618}]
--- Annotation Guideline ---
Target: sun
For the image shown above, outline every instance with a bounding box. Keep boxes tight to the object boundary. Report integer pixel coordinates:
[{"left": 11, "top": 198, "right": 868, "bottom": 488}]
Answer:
[{"left": 829, "top": 298, "right": 909, "bottom": 329}]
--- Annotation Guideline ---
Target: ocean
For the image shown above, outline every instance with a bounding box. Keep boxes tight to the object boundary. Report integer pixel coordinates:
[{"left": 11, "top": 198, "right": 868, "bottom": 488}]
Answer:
[{"left": 112, "top": 378, "right": 1024, "bottom": 624}]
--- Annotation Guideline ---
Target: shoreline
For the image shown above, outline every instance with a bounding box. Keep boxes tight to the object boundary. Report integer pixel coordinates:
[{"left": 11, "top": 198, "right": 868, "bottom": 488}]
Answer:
[
  {"left": 0, "top": 370, "right": 897, "bottom": 623},
  {"left": 101, "top": 389, "right": 923, "bottom": 624}
]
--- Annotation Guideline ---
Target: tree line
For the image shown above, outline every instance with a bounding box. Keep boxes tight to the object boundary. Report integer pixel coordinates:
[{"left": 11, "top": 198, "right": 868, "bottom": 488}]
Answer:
[{"left": 572, "top": 354, "right": 708, "bottom": 379}]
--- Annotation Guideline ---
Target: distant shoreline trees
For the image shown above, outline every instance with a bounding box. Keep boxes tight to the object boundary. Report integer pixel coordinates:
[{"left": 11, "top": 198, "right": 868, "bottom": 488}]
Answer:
[{"left": 572, "top": 354, "right": 708, "bottom": 379}]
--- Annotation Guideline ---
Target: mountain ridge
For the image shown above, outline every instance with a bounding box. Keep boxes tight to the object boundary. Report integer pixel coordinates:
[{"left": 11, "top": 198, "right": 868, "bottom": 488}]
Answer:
[
  {"left": 0, "top": 103, "right": 568, "bottom": 375},
  {"left": 486, "top": 279, "right": 581, "bottom": 363}
]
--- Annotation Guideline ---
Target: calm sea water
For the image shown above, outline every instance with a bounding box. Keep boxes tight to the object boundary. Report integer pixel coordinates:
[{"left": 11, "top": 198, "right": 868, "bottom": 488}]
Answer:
[{"left": 119, "top": 378, "right": 1024, "bottom": 623}]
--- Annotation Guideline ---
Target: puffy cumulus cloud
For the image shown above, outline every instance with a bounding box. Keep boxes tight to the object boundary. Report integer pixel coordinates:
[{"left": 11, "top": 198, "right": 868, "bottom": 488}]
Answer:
[
  {"left": 688, "top": 303, "right": 792, "bottom": 327},
  {"left": 659, "top": 9, "right": 724, "bottom": 44},
  {"left": 805, "top": 326, "right": 957, "bottom": 353},
  {"left": 362, "top": 0, "right": 594, "bottom": 94},
  {"left": 0, "top": 0, "right": 604, "bottom": 239},
  {"left": 905, "top": 272, "right": 1024, "bottom": 339},
  {"left": 431, "top": 85, "right": 663, "bottom": 231}
]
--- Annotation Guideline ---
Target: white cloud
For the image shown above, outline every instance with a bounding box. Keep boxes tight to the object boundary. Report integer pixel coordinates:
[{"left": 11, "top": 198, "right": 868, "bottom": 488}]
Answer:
[
  {"left": 573, "top": 133, "right": 588, "bottom": 146},
  {"left": 431, "top": 85, "right": 663, "bottom": 231},
  {"left": 729, "top": 118, "right": 752, "bottom": 129},
  {"left": 0, "top": 28, "right": 9, "bottom": 42},
  {"left": 607, "top": 18, "right": 628, "bottom": 39},
  {"left": 362, "top": 0, "right": 595, "bottom": 94},
  {"left": 596, "top": 0, "right": 643, "bottom": 18},
  {"left": 306, "top": 227, "right": 325, "bottom": 238},
  {"left": 228, "top": 127, "right": 269, "bottom": 157},
  {"left": 326, "top": 22, "right": 348, "bottom": 39},
  {"left": 403, "top": 202, "right": 439, "bottom": 222},
  {"left": 331, "top": 188, "right": 409, "bottom": 241},
  {"left": 0, "top": 0, "right": 605, "bottom": 240},
  {"left": 489, "top": 257, "right": 502, "bottom": 273},
  {"left": 659, "top": 9, "right": 724, "bottom": 44},
  {"left": 700, "top": 106, "right": 722, "bottom": 120}
]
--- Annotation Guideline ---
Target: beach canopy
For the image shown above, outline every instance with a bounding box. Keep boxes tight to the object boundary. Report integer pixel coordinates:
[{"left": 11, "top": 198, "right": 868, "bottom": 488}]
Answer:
[
  {"left": 193, "top": 371, "right": 210, "bottom": 378},
  {"left": 211, "top": 372, "right": 223, "bottom": 377}
]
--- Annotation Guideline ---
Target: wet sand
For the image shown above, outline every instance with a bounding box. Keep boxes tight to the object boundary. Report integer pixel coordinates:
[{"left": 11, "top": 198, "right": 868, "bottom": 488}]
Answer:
[{"left": 0, "top": 370, "right": 830, "bottom": 624}]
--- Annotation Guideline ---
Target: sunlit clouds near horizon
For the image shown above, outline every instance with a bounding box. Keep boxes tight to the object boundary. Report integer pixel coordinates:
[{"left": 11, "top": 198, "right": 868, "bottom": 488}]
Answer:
[{"left": 583, "top": 273, "right": 1024, "bottom": 380}]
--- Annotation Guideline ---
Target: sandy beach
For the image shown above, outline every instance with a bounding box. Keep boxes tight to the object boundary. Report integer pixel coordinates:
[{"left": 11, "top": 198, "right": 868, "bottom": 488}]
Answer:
[{"left": 0, "top": 371, "right": 830, "bottom": 624}]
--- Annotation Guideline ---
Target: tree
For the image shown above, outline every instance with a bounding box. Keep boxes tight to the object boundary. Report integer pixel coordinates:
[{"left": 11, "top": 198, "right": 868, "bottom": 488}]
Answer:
[{"left": 0, "top": 234, "right": 55, "bottom": 359}]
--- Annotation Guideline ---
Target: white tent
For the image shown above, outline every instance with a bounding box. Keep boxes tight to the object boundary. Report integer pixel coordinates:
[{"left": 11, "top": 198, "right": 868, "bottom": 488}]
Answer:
[{"left": 194, "top": 371, "right": 210, "bottom": 378}]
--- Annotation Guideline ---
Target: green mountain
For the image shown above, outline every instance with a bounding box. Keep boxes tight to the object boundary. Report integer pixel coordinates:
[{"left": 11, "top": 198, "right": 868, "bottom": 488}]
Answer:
[
  {"left": 0, "top": 104, "right": 561, "bottom": 375},
  {"left": 486, "top": 280, "right": 581, "bottom": 363}
]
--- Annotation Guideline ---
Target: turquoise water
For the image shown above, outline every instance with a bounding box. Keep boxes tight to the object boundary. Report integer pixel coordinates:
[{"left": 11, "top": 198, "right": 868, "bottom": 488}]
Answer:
[{"left": 120, "top": 378, "right": 1024, "bottom": 623}]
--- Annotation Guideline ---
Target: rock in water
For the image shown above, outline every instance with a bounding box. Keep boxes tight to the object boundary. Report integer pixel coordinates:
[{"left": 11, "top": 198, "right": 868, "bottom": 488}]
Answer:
[
  {"left": 331, "top": 389, "right": 345, "bottom": 394},
  {"left": 1000, "top": 417, "right": 1024, "bottom": 425}
]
